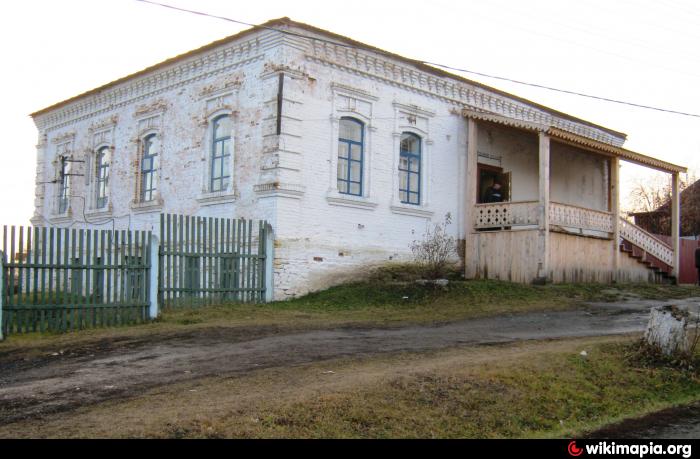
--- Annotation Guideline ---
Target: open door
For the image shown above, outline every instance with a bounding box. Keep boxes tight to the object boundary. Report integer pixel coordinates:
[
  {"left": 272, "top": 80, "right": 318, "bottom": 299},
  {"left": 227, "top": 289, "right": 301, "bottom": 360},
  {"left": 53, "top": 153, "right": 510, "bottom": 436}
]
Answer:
[{"left": 477, "top": 164, "right": 511, "bottom": 203}]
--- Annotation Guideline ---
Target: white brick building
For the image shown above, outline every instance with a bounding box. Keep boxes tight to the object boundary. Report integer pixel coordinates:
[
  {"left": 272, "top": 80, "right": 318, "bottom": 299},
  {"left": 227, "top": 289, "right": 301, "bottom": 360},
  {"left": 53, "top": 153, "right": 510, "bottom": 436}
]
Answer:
[{"left": 30, "top": 18, "right": 687, "bottom": 299}]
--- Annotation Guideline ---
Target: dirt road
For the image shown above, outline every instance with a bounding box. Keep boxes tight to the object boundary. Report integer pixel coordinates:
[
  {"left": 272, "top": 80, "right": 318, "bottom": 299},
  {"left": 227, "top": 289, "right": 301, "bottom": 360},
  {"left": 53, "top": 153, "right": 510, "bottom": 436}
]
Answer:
[{"left": 1, "top": 297, "right": 698, "bottom": 427}]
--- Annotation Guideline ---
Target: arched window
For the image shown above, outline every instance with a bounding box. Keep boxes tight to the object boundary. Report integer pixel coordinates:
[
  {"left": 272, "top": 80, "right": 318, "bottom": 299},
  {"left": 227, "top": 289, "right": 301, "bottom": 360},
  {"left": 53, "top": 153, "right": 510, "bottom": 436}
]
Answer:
[
  {"left": 141, "top": 134, "right": 158, "bottom": 202},
  {"left": 338, "top": 117, "right": 364, "bottom": 196},
  {"left": 399, "top": 133, "right": 421, "bottom": 205},
  {"left": 58, "top": 157, "right": 70, "bottom": 214},
  {"left": 95, "top": 146, "right": 110, "bottom": 209},
  {"left": 210, "top": 115, "right": 232, "bottom": 192}
]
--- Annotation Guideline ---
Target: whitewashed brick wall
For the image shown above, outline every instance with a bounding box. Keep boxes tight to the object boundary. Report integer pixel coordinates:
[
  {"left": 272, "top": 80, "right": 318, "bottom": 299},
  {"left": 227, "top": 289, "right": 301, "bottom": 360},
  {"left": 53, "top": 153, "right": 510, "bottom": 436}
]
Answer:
[{"left": 31, "top": 23, "right": 625, "bottom": 300}]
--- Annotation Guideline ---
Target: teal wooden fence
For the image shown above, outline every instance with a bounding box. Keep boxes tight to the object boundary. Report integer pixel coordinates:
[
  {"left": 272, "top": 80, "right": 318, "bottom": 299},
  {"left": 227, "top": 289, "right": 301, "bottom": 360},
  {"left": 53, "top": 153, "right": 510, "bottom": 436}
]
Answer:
[
  {"left": 0, "top": 215, "right": 273, "bottom": 338},
  {"left": 159, "top": 214, "right": 272, "bottom": 307},
  {"left": 1, "top": 226, "right": 153, "bottom": 337}
]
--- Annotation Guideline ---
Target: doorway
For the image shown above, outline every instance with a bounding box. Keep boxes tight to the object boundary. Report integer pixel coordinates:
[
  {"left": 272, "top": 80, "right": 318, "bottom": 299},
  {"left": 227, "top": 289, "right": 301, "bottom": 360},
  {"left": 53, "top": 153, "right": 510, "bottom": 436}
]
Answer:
[{"left": 477, "top": 164, "right": 511, "bottom": 203}]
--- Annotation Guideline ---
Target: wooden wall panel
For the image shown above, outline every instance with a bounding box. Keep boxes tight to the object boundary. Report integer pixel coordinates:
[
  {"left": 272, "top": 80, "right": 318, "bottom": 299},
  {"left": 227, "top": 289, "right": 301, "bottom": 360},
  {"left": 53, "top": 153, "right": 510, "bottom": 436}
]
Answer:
[{"left": 467, "top": 230, "right": 658, "bottom": 284}]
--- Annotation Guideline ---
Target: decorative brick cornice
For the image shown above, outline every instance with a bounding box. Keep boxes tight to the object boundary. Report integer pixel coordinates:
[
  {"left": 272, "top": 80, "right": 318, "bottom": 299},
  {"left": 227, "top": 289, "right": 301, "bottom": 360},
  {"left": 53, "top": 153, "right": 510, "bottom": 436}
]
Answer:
[
  {"left": 31, "top": 20, "right": 625, "bottom": 149},
  {"left": 32, "top": 31, "right": 275, "bottom": 133},
  {"left": 305, "top": 41, "right": 625, "bottom": 146}
]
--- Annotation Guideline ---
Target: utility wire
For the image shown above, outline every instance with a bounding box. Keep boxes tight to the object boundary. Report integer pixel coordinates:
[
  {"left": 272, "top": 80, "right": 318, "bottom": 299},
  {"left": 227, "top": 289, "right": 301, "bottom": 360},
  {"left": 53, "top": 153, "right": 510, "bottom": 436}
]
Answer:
[
  {"left": 422, "top": 62, "right": 700, "bottom": 119},
  {"left": 135, "top": 0, "right": 700, "bottom": 119},
  {"left": 474, "top": 0, "right": 700, "bottom": 70}
]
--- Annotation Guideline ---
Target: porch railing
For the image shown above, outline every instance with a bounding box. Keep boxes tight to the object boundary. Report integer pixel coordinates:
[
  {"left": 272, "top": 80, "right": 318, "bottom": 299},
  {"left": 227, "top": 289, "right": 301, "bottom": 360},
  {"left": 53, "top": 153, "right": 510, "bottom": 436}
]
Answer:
[
  {"left": 549, "top": 202, "right": 614, "bottom": 233},
  {"left": 472, "top": 201, "right": 675, "bottom": 270},
  {"left": 474, "top": 201, "right": 539, "bottom": 229},
  {"left": 474, "top": 201, "right": 613, "bottom": 233},
  {"left": 619, "top": 218, "right": 674, "bottom": 266}
]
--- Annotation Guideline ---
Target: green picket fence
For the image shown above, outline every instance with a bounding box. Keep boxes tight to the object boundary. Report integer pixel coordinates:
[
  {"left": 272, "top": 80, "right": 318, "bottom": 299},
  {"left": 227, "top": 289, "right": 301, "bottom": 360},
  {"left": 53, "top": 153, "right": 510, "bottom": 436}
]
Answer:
[
  {"left": 0, "top": 215, "right": 273, "bottom": 338},
  {"left": 1, "top": 226, "right": 153, "bottom": 336},
  {"left": 159, "top": 214, "right": 271, "bottom": 308}
]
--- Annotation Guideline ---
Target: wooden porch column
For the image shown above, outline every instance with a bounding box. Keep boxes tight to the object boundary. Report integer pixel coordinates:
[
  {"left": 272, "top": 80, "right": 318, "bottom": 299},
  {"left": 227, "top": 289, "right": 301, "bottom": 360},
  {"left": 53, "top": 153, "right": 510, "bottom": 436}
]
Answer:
[
  {"left": 535, "top": 131, "right": 550, "bottom": 284},
  {"left": 464, "top": 118, "right": 479, "bottom": 279},
  {"left": 610, "top": 157, "right": 621, "bottom": 281},
  {"left": 671, "top": 172, "right": 681, "bottom": 280}
]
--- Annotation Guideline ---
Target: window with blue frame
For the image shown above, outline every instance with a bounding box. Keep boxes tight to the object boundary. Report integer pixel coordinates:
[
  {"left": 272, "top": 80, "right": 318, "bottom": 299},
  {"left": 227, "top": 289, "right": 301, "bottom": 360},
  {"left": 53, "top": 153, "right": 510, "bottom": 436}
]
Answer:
[
  {"left": 337, "top": 117, "right": 364, "bottom": 196},
  {"left": 95, "top": 146, "right": 110, "bottom": 209},
  {"left": 140, "top": 134, "right": 158, "bottom": 202},
  {"left": 399, "top": 132, "right": 421, "bottom": 205},
  {"left": 210, "top": 114, "right": 232, "bottom": 192},
  {"left": 58, "top": 157, "right": 70, "bottom": 214}
]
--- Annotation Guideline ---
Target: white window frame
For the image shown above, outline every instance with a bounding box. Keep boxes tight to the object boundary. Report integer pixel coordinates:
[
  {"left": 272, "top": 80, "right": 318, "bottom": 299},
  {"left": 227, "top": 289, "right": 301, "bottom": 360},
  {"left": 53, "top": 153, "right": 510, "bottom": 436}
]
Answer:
[
  {"left": 397, "top": 131, "right": 423, "bottom": 206},
  {"left": 57, "top": 155, "right": 71, "bottom": 216},
  {"left": 51, "top": 137, "right": 75, "bottom": 219},
  {"left": 131, "top": 108, "right": 165, "bottom": 213},
  {"left": 139, "top": 131, "right": 160, "bottom": 203},
  {"left": 89, "top": 144, "right": 112, "bottom": 213},
  {"left": 326, "top": 84, "right": 378, "bottom": 210},
  {"left": 390, "top": 102, "right": 435, "bottom": 218},
  {"left": 197, "top": 108, "right": 237, "bottom": 206}
]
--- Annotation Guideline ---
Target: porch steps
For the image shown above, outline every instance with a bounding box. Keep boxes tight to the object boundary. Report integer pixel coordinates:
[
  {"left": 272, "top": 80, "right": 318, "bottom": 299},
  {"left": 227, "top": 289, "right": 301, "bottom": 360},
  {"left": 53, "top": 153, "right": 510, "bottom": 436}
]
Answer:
[{"left": 619, "top": 240, "right": 676, "bottom": 284}]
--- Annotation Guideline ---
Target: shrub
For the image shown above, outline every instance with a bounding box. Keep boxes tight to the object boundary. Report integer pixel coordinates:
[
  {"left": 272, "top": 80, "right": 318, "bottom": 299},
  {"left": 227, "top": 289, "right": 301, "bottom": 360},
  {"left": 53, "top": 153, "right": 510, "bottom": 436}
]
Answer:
[{"left": 409, "top": 213, "right": 459, "bottom": 280}]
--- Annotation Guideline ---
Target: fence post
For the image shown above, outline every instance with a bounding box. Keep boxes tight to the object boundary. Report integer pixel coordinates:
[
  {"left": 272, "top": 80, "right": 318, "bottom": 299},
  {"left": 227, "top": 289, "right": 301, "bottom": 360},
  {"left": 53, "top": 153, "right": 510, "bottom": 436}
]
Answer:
[
  {"left": 264, "top": 224, "right": 274, "bottom": 303},
  {"left": 149, "top": 234, "right": 160, "bottom": 320},
  {"left": 0, "top": 250, "right": 4, "bottom": 341}
]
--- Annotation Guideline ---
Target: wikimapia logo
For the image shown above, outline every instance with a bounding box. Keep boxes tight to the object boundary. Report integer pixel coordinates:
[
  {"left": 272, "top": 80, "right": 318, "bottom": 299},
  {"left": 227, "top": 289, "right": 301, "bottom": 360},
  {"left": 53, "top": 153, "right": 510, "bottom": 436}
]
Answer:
[
  {"left": 569, "top": 441, "right": 584, "bottom": 457},
  {"left": 567, "top": 440, "right": 693, "bottom": 458}
]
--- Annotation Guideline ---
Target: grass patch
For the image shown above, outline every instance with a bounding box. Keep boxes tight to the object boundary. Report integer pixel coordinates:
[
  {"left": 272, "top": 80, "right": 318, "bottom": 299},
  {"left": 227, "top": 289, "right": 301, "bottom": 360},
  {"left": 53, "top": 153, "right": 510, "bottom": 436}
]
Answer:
[
  {"left": 179, "top": 339, "right": 700, "bottom": 439},
  {"left": 1, "top": 336, "right": 698, "bottom": 438},
  {"left": 626, "top": 338, "right": 700, "bottom": 373},
  {"left": 3, "top": 279, "right": 700, "bottom": 348},
  {"left": 275, "top": 279, "right": 700, "bottom": 313}
]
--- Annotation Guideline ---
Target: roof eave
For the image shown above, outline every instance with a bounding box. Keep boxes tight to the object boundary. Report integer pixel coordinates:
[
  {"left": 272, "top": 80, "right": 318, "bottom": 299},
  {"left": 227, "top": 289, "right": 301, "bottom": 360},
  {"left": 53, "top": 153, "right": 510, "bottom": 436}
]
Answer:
[{"left": 463, "top": 109, "right": 686, "bottom": 174}]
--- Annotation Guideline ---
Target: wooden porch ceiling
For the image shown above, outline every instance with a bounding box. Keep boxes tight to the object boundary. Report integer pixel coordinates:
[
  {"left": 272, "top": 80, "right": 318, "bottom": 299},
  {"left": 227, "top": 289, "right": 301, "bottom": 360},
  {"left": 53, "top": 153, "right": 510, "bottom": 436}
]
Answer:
[{"left": 462, "top": 109, "right": 687, "bottom": 174}]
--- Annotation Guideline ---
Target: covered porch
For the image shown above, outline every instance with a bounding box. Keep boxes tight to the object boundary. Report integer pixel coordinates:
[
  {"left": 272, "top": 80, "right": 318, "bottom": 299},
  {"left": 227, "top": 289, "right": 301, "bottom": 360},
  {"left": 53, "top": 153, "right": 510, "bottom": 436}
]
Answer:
[{"left": 462, "top": 110, "right": 687, "bottom": 284}]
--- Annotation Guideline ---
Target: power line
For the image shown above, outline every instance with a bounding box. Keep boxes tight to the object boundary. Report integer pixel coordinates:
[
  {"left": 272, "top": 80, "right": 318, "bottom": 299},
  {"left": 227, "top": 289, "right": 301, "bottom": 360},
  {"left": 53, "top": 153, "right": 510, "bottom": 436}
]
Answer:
[
  {"left": 423, "top": 62, "right": 700, "bottom": 119},
  {"left": 455, "top": 0, "right": 700, "bottom": 72},
  {"left": 135, "top": 0, "right": 700, "bottom": 119}
]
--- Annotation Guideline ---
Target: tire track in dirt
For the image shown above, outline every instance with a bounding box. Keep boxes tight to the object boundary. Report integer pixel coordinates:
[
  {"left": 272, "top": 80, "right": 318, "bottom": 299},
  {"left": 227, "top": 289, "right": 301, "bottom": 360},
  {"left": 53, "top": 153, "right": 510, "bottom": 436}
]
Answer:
[{"left": 1, "top": 299, "right": 698, "bottom": 425}]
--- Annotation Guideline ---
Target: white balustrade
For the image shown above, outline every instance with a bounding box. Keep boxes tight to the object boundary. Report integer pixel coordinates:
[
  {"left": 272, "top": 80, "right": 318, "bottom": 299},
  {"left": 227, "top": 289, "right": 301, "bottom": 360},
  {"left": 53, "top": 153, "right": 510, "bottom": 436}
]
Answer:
[
  {"left": 472, "top": 201, "right": 675, "bottom": 271},
  {"left": 619, "top": 218, "right": 674, "bottom": 266},
  {"left": 474, "top": 201, "right": 539, "bottom": 229},
  {"left": 549, "top": 202, "right": 614, "bottom": 233}
]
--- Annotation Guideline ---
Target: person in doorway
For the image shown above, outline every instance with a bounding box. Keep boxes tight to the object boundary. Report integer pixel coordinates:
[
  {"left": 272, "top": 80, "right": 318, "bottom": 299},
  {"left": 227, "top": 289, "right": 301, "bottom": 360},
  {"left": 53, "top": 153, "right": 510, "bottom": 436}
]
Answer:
[{"left": 484, "top": 181, "right": 504, "bottom": 203}]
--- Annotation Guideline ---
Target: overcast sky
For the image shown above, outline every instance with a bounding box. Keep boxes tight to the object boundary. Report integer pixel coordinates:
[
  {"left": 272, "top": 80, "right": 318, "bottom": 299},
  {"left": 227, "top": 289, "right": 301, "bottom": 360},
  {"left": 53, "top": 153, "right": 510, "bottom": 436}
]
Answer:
[{"left": 1, "top": 0, "right": 698, "bottom": 227}]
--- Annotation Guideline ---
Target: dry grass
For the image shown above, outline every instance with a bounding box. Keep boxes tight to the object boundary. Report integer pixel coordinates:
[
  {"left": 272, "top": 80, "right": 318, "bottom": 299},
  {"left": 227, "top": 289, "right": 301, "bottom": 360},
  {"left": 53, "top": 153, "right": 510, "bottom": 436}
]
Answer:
[{"left": 2, "top": 335, "right": 698, "bottom": 439}]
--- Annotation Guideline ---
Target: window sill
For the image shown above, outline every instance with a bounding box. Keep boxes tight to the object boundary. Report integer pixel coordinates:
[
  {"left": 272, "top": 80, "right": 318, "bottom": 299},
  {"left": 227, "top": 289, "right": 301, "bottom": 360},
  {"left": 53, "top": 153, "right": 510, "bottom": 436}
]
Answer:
[
  {"left": 49, "top": 210, "right": 73, "bottom": 225},
  {"left": 131, "top": 199, "right": 163, "bottom": 214},
  {"left": 85, "top": 204, "right": 113, "bottom": 219},
  {"left": 196, "top": 191, "right": 237, "bottom": 206},
  {"left": 326, "top": 192, "right": 378, "bottom": 211},
  {"left": 390, "top": 203, "right": 434, "bottom": 218}
]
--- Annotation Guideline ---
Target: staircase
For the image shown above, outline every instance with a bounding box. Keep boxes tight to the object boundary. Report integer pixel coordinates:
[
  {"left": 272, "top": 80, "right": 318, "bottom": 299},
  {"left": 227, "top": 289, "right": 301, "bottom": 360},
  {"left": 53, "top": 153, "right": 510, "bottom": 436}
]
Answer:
[{"left": 619, "top": 218, "right": 676, "bottom": 283}]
